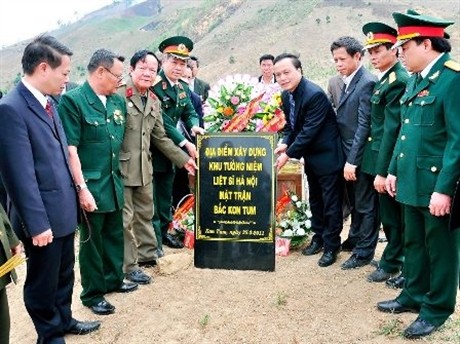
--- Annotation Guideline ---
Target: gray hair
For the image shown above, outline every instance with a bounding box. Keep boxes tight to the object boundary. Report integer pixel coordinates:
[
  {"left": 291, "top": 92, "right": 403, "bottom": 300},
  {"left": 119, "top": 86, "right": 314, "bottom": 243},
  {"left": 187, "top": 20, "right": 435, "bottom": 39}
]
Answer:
[{"left": 87, "top": 49, "right": 125, "bottom": 73}]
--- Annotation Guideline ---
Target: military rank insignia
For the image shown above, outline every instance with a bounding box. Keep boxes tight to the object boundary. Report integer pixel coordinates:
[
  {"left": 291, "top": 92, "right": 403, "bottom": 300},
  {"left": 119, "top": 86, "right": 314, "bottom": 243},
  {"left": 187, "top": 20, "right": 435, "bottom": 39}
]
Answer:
[
  {"left": 162, "top": 81, "right": 167, "bottom": 90},
  {"left": 429, "top": 71, "right": 440, "bottom": 80}
]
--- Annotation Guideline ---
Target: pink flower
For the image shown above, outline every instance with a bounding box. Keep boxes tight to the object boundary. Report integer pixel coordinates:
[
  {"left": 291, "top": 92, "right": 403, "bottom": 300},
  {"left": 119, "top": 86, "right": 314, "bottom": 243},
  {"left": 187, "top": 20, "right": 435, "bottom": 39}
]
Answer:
[
  {"left": 237, "top": 105, "right": 246, "bottom": 114},
  {"left": 230, "top": 96, "right": 240, "bottom": 105}
]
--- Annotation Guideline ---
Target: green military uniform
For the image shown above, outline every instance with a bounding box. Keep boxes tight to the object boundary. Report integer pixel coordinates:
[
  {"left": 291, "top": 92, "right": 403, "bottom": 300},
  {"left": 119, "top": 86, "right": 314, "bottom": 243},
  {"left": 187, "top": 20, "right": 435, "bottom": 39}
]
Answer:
[
  {"left": 388, "top": 11, "right": 460, "bottom": 327},
  {"left": 150, "top": 37, "right": 200, "bottom": 247},
  {"left": 59, "top": 81, "right": 127, "bottom": 307},
  {"left": 118, "top": 78, "right": 189, "bottom": 271},
  {"left": 361, "top": 22, "right": 409, "bottom": 276},
  {"left": 0, "top": 206, "right": 19, "bottom": 344}
]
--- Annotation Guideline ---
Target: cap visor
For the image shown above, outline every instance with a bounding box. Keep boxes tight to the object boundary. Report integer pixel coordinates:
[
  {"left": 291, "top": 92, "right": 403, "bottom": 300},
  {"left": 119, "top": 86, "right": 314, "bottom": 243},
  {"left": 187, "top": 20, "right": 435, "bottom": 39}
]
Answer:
[
  {"left": 169, "top": 53, "right": 190, "bottom": 60},
  {"left": 363, "top": 42, "right": 383, "bottom": 50},
  {"left": 392, "top": 38, "right": 410, "bottom": 49}
]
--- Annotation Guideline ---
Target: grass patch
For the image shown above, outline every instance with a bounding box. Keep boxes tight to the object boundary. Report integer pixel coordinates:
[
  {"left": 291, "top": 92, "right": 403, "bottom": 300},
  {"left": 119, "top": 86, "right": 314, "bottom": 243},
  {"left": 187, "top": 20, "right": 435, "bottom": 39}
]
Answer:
[
  {"left": 199, "top": 314, "right": 210, "bottom": 327},
  {"left": 376, "top": 318, "right": 403, "bottom": 337},
  {"left": 275, "top": 291, "right": 288, "bottom": 307}
]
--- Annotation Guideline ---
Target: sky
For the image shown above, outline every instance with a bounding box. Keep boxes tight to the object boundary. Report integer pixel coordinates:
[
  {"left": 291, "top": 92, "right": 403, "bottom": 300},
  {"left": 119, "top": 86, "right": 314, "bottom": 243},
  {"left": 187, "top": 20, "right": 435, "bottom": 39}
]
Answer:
[{"left": 0, "top": 0, "right": 113, "bottom": 47}]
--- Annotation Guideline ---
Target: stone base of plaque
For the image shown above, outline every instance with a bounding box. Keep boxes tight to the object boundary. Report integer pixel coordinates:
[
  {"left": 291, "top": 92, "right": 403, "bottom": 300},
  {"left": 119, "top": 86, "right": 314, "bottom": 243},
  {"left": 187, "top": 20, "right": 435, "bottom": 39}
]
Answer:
[{"left": 194, "top": 241, "right": 275, "bottom": 271}]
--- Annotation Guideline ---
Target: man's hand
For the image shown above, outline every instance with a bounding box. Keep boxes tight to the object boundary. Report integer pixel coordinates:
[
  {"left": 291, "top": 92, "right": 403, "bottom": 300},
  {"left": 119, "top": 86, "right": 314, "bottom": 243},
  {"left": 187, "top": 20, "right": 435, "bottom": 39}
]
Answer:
[
  {"left": 344, "top": 162, "right": 357, "bottom": 181},
  {"left": 78, "top": 189, "right": 98, "bottom": 212},
  {"left": 275, "top": 153, "right": 290, "bottom": 171},
  {"left": 32, "top": 229, "right": 53, "bottom": 247},
  {"left": 385, "top": 174, "right": 397, "bottom": 197},
  {"left": 190, "top": 126, "right": 205, "bottom": 136},
  {"left": 429, "top": 192, "right": 451, "bottom": 217},
  {"left": 183, "top": 158, "right": 197, "bottom": 176},
  {"left": 274, "top": 143, "right": 288, "bottom": 155},
  {"left": 184, "top": 141, "right": 197, "bottom": 160},
  {"left": 11, "top": 243, "right": 23, "bottom": 255},
  {"left": 374, "top": 175, "right": 387, "bottom": 193}
]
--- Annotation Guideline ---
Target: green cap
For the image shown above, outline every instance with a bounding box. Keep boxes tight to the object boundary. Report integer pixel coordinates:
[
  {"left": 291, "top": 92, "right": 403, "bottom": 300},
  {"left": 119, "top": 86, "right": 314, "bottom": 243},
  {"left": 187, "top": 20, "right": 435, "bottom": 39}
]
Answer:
[
  {"left": 362, "top": 22, "right": 398, "bottom": 50},
  {"left": 158, "top": 36, "right": 193, "bottom": 60},
  {"left": 392, "top": 9, "right": 454, "bottom": 48}
]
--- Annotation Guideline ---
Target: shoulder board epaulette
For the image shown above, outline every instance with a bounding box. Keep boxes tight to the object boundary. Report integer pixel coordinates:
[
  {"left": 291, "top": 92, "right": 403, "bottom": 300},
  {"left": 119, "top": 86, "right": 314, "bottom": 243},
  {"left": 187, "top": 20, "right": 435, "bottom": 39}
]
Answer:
[
  {"left": 117, "top": 81, "right": 127, "bottom": 88},
  {"left": 152, "top": 75, "right": 162, "bottom": 87},
  {"left": 445, "top": 60, "right": 460, "bottom": 72},
  {"left": 388, "top": 71, "right": 396, "bottom": 84}
]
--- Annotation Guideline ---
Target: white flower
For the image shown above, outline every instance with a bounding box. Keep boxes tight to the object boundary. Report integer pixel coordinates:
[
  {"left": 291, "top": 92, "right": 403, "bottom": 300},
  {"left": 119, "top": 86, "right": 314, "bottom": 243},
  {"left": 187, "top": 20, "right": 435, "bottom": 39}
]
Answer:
[
  {"left": 306, "top": 210, "right": 312, "bottom": 218},
  {"left": 296, "top": 228, "right": 306, "bottom": 236},
  {"left": 283, "top": 229, "right": 293, "bottom": 237},
  {"left": 304, "top": 220, "right": 311, "bottom": 228},
  {"left": 291, "top": 195, "right": 298, "bottom": 202},
  {"left": 296, "top": 201, "right": 302, "bottom": 208}
]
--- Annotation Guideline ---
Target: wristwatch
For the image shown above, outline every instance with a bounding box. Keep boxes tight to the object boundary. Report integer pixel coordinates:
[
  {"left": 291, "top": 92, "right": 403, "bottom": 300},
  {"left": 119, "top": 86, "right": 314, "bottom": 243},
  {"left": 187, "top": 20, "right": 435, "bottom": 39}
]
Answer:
[{"left": 76, "top": 184, "right": 88, "bottom": 192}]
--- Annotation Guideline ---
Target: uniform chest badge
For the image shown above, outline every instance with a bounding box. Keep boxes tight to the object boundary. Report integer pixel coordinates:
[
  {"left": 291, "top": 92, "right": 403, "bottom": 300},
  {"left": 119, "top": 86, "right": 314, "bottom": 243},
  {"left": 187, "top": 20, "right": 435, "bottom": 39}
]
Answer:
[
  {"left": 179, "top": 92, "right": 187, "bottom": 99},
  {"left": 417, "top": 90, "right": 429, "bottom": 97},
  {"left": 113, "top": 109, "right": 125, "bottom": 125}
]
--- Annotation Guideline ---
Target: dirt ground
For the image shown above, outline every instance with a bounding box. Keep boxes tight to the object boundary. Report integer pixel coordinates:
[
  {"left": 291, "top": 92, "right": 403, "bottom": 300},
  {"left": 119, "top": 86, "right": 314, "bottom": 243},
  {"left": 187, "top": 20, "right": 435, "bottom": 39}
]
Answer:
[{"left": 7, "top": 225, "right": 460, "bottom": 344}]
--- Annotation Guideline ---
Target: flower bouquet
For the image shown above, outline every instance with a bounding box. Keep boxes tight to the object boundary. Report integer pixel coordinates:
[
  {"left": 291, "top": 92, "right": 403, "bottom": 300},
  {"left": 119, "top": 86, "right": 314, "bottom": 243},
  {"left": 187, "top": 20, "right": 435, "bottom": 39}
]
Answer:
[
  {"left": 172, "top": 194, "right": 195, "bottom": 249},
  {"left": 275, "top": 190, "right": 312, "bottom": 248},
  {"left": 203, "top": 74, "right": 285, "bottom": 133}
]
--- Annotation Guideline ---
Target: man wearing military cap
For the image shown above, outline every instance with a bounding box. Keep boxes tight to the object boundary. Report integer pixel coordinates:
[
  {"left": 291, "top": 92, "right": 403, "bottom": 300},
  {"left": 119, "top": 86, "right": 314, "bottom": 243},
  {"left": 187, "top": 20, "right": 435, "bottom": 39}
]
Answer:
[
  {"left": 378, "top": 10, "right": 460, "bottom": 339},
  {"left": 151, "top": 36, "right": 204, "bottom": 251},
  {"left": 360, "top": 22, "right": 409, "bottom": 285}
]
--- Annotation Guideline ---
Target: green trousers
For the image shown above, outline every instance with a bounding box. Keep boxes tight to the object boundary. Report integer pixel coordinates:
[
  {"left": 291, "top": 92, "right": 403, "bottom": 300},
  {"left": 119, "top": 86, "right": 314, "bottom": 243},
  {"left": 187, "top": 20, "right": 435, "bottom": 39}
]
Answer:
[
  {"left": 0, "top": 287, "right": 10, "bottom": 344},
  {"left": 397, "top": 205, "right": 460, "bottom": 326},
  {"left": 378, "top": 193, "right": 404, "bottom": 273},
  {"left": 152, "top": 170, "right": 175, "bottom": 249},
  {"left": 79, "top": 210, "right": 124, "bottom": 306}
]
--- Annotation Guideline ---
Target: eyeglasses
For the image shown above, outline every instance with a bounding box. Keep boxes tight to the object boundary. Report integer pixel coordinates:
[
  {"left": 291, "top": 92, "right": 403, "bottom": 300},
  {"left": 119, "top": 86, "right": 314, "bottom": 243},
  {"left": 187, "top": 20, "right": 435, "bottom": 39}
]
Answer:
[{"left": 104, "top": 67, "right": 123, "bottom": 81}]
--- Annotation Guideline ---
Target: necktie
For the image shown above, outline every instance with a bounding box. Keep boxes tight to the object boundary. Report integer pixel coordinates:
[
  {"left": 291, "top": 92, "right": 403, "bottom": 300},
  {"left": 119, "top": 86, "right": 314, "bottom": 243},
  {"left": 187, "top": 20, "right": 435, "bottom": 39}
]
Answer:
[
  {"left": 140, "top": 95, "right": 147, "bottom": 107},
  {"left": 415, "top": 73, "right": 423, "bottom": 86},
  {"left": 45, "top": 98, "right": 54, "bottom": 119},
  {"left": 339, "top": 83, "right": 347, "bottom": 102},
  {"left": 288, "top": 93, "right": 295, "bottom": 127}
]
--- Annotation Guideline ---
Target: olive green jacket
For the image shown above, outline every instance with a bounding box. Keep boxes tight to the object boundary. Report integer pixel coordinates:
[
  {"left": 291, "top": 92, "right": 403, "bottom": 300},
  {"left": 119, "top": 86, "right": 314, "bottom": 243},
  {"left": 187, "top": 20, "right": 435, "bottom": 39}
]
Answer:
[
  {"left": 361, "top": 62, "right": 409, "bottom": 176},
  {"left": 118, "top": 78, "right": 189, "bottom": 186},
  {"left": 150, "top": 70, "right": 199, "bottom": 172},
  {"left": 389, "top": 54, "right": 460, "bottom": 207},
  {"left": 0, "top": 206, "right": 19, "bottom": 290},
  {"left": 58, "top": 81, "right": 127, "bottom": 212}
]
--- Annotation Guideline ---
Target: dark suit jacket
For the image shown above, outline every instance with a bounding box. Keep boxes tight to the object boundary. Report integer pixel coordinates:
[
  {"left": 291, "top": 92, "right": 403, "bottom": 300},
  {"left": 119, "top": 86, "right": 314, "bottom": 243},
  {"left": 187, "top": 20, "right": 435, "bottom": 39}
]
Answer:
[
  {"left": 336, "top": 67, "right": 377, "bottom": 166},
  {"left": 193, "top": 77, "right": 210, "bottom": 101},
  {"left": 327, "top": 74, "right": 344, "bottom": 110},
  {"left": 281, "top": 77, "right": 344, "bottom": 176},
  {"left": 0, "top": 82, "right": 78, "bottom": 239}
]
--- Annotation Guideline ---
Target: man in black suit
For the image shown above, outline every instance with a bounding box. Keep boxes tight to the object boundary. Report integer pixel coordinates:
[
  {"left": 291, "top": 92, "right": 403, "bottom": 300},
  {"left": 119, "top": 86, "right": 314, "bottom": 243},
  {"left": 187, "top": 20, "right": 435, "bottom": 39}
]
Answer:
[
  {"left": 274, "top": 53, "right": 344, "bottom": 267},
  {"left": 0, "top": 35, "right": 100, "bottom": 343},
  {"left": 189, "top": 55, "right": 210, "bottom": 102},
  {"left": 331, "top": 36, "right": 380, "bottom": 270}
]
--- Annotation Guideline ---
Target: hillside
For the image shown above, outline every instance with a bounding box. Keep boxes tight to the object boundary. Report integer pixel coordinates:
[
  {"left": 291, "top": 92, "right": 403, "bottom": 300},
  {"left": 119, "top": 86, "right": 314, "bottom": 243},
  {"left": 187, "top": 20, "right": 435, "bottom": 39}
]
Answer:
[{"left": 0, "top": 0, "right": 459, "bottom": 92}]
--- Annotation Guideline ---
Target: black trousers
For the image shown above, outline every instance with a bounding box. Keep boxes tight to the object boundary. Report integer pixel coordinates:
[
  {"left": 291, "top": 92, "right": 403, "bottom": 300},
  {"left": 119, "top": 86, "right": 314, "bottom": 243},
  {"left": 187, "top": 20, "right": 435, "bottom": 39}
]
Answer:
[
  {"left": 22, "top": 232, "right": 76, "bottom": 344},
  {"left": 306, "top": 168, "right": 344, "bottom": 252},
  {"left": 345, "top": 171, "right": 380, "bottom": 259}
]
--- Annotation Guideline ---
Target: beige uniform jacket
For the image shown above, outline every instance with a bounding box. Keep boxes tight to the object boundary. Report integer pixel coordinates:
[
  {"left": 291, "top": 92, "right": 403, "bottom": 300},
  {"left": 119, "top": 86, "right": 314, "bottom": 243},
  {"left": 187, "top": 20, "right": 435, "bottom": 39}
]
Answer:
[{"left": 118, "top": 78, "right": 189, "bottom": 187}]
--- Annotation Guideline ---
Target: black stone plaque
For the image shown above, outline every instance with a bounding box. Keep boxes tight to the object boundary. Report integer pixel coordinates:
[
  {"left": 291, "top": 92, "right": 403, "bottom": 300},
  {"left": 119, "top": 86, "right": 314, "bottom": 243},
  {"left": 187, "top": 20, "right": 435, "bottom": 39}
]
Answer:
[{"left": 194, "top": 133, "right": 276, "bottom": 271}]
